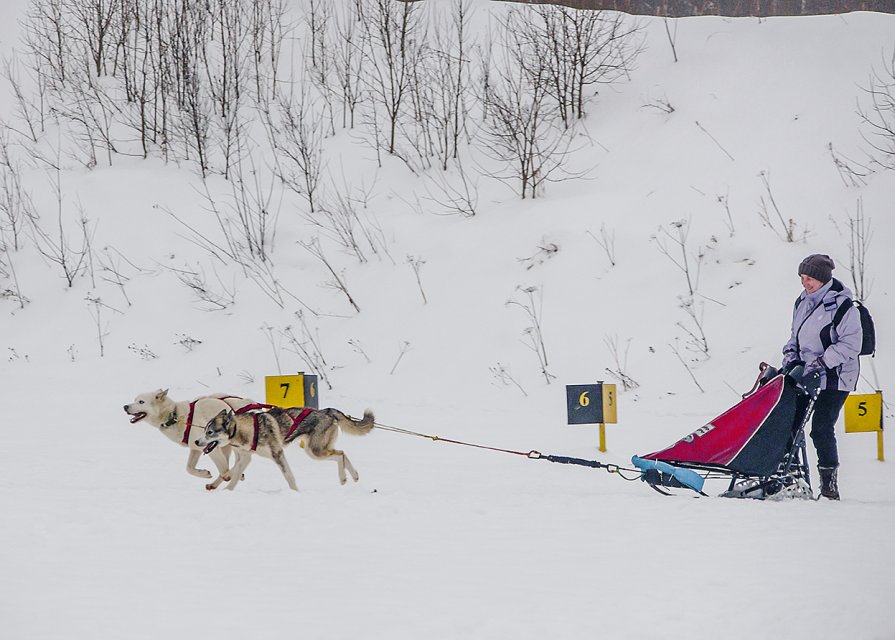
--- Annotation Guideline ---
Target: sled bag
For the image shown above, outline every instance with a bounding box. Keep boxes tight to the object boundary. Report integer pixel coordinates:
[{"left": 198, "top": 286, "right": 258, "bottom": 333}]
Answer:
[{"left": 640, "top": 375, "right": 799, "bottom": 477}]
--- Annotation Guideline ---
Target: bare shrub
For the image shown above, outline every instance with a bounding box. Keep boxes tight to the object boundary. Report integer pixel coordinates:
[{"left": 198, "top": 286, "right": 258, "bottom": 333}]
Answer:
[
  {"left": 858, "top": 49, "right": 895, "bottom": 170},
  {"left": 846, "top": 197, "right": 872, "bottom": 301},
  {"left": 506, "top": 285, "right": 554, "bottom": 383},
  {"left": 603, "top": 335, "right": 639, "bottom": 391}
]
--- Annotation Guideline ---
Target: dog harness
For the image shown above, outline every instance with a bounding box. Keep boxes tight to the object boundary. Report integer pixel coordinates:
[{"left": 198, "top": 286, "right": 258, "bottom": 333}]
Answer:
[
  {"left": 286, "top": 409, "right": 314, "bottom": 440},
  {"left": 250, "top": 414, "right": 261, "bottom": 451},
  {"left": 160, "top": 401, "right": 198, "bottom": 445},
  {"left": 234, "top": 404, "right": 314, "bottom": 449}
]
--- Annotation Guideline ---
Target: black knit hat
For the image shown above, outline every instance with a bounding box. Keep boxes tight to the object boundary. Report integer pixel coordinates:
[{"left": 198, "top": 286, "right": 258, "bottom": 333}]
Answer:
[{"left": 798, "top": 254, "right": 835, "bottom": 283}]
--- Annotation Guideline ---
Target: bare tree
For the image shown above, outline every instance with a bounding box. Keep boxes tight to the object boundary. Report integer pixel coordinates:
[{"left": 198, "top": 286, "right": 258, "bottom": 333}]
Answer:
[
  {"left": 401, "top": 0, "right": 473, "bottom": 172},
  {"left": 264, "top": 86, "right": 326, "bottom": 214},
  {"left": 19, "top": 0, "right": 288, "bottom": 177},
  {"left": 22, "top": 0, "right": 71, "bottom": 92},
  {"left": 28, "top": 162, "right": 92, "bottom": 288},
  {"left": 230, "top": 159, "right": 281, "bottom": 263},
  {"left": 0, "top": 137, "right": 36, "bottom": 251},
  {"left": 478, "top": 12, "right": 583, "bottom": 199},
  {"left": 663, "top": 17, "right": 678, "bottom": 63},
  {"left": 519, "top": 5, "right": 642, "bottom": 126},
  {"left": 359, "top": 0, "right": 426, "bottom": 157},
  {"left": 331, "top": 0, "right": 367, "bottom": 130},
  {"left": 420, "top": 155, "right": 479, "bottom": 217},
  {"left": 248, "top": 0, "right": 288, "bottom": 108},
  {"left": 304, "top": 0, "right": 339, "bottom": 137},
  {"left": 2, "top": 55, "right": 43, "bottom": 142},
  {"left": 858, "top": 48, "right": 895, "bottom": 170},
  {"left": 307, "top": 168, "right": 388, "bottom": 264},
  {"left": 0, "top": 231, "right": 28, "bottom": 309},
  {"left": 67, "top": 0, "right": 120, "bottom": 77},
  {"left": 440, "top": 0, "right": 474, "bottom": 165}
]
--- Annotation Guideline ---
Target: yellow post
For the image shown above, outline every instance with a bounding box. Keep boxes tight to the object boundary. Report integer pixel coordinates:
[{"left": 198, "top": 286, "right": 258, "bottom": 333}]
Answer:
[
  {"left": 599, "top": 423, "right": 606, "bottom": 452},
  {"left": 879, "top": 389, "right": 886, "bottom": 462}
]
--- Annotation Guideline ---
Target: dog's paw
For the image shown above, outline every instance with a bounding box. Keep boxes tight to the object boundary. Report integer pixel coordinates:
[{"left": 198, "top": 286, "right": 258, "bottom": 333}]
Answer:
[
  {"left": 198, "top": 470, "right": 212, "bottom": 479},
  {"left": 205, "top": 483, "right": 218, "bottom": 491},
  {"left": 222, "top": 473, "right": 232, "bottom": 482}
]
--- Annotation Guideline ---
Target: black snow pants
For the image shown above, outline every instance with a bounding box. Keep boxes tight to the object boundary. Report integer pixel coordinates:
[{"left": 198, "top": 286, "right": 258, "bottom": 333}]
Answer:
[{"left": 795, "top": 390, "right": 849, "bottom": 469}]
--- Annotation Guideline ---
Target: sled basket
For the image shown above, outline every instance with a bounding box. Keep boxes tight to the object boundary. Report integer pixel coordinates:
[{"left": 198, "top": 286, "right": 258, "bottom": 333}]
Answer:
[{"left": 636, "top": 366, "right": 816, "bottom": 499}]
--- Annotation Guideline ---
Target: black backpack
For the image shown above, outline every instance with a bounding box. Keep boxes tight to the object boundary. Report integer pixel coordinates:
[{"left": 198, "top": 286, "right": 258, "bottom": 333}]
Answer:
[{"left": 833, "top": 299, "right": 876, "bottom": 357}]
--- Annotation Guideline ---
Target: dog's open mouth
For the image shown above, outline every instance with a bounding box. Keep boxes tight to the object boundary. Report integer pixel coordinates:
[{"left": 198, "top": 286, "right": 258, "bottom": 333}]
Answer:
[
  {"left": 202, "top": 441, "right": 218, "bottom": 455},
  {"left": 128, "top": 412, "right": 147, "bottom": 424}
]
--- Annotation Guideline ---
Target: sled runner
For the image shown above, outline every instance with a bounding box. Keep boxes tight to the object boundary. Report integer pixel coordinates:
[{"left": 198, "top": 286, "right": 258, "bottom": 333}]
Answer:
[{"left": 633, "top": 363, "right": 820, "bottom": 499}]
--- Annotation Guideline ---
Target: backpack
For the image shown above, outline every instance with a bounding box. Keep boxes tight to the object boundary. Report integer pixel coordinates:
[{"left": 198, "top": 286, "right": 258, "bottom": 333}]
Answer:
[{"left": 833, "top": 299, "right": 876, "bottom": 357}]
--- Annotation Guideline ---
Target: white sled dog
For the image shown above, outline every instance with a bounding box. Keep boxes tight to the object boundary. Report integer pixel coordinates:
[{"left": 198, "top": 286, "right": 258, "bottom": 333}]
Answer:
[
  {"left": 123, "top": 389, "right": 256, "bottom": 490},
  {"left": 196, "top": 406, "right": 375, "bottom": 491}
]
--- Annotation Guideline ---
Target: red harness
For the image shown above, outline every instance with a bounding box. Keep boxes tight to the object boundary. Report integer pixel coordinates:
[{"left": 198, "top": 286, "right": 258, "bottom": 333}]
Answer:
[
  {"left": 179, "top": 401, "right": 198, "bottom": 445},
  {"left": 286, "top": 408, "right": 314, "bottom": 440},
  {"left": 250, "top": 414, "right": 262, "bottom": 451},
  {"left": 234, "top": 404, "right": 315, "bottom": 449}
]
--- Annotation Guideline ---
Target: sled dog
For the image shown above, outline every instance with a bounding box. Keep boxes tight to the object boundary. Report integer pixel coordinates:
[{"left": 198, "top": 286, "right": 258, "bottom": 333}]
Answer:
[
  {"left": 196, "top": 406, "right": 375, "bottom": 491},
  {"left": 123, "top": 389, "right": 256, "bottom": 490}
]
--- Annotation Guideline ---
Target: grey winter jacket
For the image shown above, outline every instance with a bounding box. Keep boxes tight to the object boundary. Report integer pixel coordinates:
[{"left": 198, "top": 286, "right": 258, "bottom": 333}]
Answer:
[{"left": 782, "top": 278, "right": 862, "bottom": 392}]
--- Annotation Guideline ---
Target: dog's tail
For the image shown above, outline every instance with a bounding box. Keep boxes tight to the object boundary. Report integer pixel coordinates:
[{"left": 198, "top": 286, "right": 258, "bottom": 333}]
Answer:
[{"left": 336, "top": 409, "right": 375, "bottom": 436}]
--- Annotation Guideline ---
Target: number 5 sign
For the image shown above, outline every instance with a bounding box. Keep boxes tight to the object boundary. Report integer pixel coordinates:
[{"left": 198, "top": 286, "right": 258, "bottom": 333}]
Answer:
[{"left": 844, "top": 391, "right": 885, "bottom": 461}]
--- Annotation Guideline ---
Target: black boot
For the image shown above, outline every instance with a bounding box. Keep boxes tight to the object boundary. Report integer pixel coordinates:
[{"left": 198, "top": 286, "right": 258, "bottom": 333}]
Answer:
[{"left": 818, "top": 466, "right": 840, "bottom": 500}]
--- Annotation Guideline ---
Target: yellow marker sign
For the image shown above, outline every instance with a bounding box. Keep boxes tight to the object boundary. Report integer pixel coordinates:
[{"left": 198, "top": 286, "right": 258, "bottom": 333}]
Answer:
[
  {"left": 602, "top": 383, "right": 618, "bottom": 425},
  {"left": 845, "top": 393, "right": 883, "bottom": 433},
  {"left": 264, "top": 373, "right": 319, "bottom": 409},
  {"left": 844, "top": 391, "right": 884, "bottom": 462}
]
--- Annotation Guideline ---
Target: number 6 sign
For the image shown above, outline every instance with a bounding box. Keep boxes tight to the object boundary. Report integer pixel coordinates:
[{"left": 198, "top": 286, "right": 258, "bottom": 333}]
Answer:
[{"left": 566, "top": 382, "right": 618, "bottom": 452}]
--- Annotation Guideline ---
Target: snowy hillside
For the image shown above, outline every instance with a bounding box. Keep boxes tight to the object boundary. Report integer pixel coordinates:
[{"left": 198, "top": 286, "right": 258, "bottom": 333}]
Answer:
[{"left": 1, "top": 1, "right": 894, "bottom": 639}]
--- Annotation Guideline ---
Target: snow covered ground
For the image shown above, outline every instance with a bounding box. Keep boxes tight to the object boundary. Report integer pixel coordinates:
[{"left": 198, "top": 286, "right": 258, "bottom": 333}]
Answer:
[{"left": 1, "top": 2, "right": 893, "bottom": 638}]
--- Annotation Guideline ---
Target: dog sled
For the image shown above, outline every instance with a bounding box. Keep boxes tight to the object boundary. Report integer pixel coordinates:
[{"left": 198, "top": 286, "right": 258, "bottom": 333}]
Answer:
[
  {"left": 632, "top": 363, "right": 821, "bottom": 499},
  {"left": 334, "top": 362, "right": 825, "bottom": 500}
]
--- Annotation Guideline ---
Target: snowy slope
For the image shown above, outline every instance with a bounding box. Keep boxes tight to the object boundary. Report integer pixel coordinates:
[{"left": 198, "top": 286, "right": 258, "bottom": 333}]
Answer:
[{"left": 1, "top": 2, "right": 894, "bottom": 639}]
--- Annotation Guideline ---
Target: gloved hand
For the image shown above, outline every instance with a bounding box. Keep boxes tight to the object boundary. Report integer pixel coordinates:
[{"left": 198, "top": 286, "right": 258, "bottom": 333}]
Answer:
[
  {"left": 798, "top": 358, "right": 826, "bottom": 396},
  {"left": 781, "top": 359, "right": 804, "bottom": 375},
  {"left": 804, "top": 357, "right": 826, "bottom": 377}
]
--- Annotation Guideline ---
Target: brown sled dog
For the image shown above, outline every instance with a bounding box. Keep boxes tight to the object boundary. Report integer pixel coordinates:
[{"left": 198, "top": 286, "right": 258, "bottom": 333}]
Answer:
[{"left": 196, "top": 406, "right": 374, "bottom": 491}]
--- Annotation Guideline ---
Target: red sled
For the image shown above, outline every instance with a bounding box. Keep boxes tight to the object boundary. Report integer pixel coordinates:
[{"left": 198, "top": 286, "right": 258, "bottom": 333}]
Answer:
[{"left": 635, "top": 363, "right": 819, "bottom": 499}]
